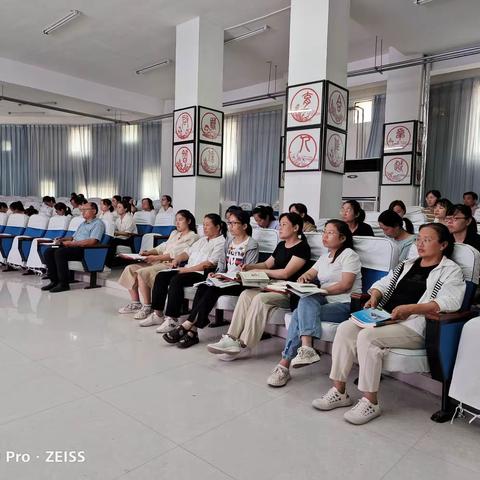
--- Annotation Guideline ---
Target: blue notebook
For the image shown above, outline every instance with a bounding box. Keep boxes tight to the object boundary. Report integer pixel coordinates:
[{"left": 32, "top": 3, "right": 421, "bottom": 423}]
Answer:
[{"left": 351, "top": 308, "right": 392, "bottom": 328}]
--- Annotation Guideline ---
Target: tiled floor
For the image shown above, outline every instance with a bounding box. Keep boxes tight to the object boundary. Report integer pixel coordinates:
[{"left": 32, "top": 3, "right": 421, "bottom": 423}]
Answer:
[{"left": 0, "top": 271, "right": 479, "bottom": 479}]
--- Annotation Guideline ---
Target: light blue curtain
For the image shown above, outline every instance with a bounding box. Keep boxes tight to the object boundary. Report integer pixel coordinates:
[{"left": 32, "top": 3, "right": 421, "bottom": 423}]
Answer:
[
  {"left": 365, "top": 94, "right": 386, "bottom": 158},
  {"left": 0, "top": 123, "right": 162, "bottom": 198},
  {"left": 426, "top": 78, "right": 480, "bottom": 201},
  {"left": 222, "top": 109, "right": 282, "bottom": 206}
]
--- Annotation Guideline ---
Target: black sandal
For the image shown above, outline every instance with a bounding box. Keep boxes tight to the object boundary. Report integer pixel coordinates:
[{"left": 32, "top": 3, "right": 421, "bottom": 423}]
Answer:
[
  {"left": 177, "top": 331, "right": 199, "bottom": 349},
  {"left": 163, "top": 325, "right": 189, "bottom": 344}
]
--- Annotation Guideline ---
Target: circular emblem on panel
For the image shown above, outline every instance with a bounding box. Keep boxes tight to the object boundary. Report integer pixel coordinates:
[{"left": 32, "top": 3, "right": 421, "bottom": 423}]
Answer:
[
  {"left": 201, "top": 112, "right": 221, "bottom": 141},
  {"left": 175, "top": 112, "right": 193, "bottom": 141},
  {"left": 328, "top": 90, "right": 346, "bottom": 125},
  {"left": 326, "top": 133, "right": 344, "bottom": 168},
  {"left": 289, "top": 88, "right": 320, "bottom": 123},
  {"left": 200, "top": 147, "right": 220, "bottom": 174},
  {"left": 386, "top": 125, "right": 411, "bottom": 150},
  {"left": 175, "top": 146, "right": 193, "bottom": 174},
  {"left": 384, "top": 157, "right": 409, "bottom": 183},
  {"left": 288, "top": 133, "right": 318, "bottom": 168}
]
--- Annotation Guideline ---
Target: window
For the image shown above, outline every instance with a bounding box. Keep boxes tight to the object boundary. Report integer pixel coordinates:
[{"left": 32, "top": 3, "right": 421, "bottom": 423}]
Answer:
[
  {"left": 353, "top": 100, "right": 373, "bottom": 124},
  {"left": 1, "top": 140, "right": 11, "bottom": 152},
  {"left": 122, "top": 125, "right": 139, "bottom": 144},
  {"left": 69, "top": 127, "right": 91, "bottom": 156}
]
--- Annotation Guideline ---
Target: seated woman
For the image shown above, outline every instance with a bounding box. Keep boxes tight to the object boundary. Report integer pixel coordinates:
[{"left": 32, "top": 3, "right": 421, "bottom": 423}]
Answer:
[
  {"left": 39, "top": 196, "right": 55, "bottom": 217},
  {"left": 312, "top": 223, "right": 465, "bottom": 425},
  {"left": 423, "top": 189, "right": 441, "bottom": 222},
  {"left": 147, "top": 214, "right": 227, "bottom": 339},
  {"left": 107, "top": 200, "right": 138, "bottom": 264},
  {"left": 252, "top": 205, "right": 279, "bottom": 230},
  {"left": 446, "top": 204, "right": 480, "bottom": 252},
  {"left": 54, "top": 202, "right": 72, "bottom": 216},
  {"left": 162, "top": 210, "right": 259, "bottom": 348},
  {"left": 98, "top": 199, "right": 115, "bottom": 222},
  {"left": 117, "top": 210, "right": 198, "bottom": 319},
  {"left": 207, "top": 212, "right": 311, "bottom": 359},
  {"left": 388, "top": 200, "right": 414, "bottom": 234},
  {"left": 341, "top": 200, "right": 374, "bottom": 236},
  {"left": 378, "top": 210, "right": 416, "bottom": 261},
  {"left": 267, "top": 220, "right": 361, "bottom": 387},
  {"left": 289, "top": 203, "right": 317, "bottom": 232},
  {"left": 434, "top": 198, "right": 453, "bottom": 225}
]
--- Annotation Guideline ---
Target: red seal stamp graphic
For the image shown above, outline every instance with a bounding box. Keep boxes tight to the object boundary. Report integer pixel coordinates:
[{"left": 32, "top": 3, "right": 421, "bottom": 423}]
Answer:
[
  {"left": 201, "top": 112, "right": 220, "bottom": 140},
  {"left": 386, "top": 126, "right": 411, "bottom": 150},
  {"left": 289, "top": 88, "right": 320, "bottom": 123},
  {"left": 288, "top": 133, "right": 318, "bottom": 168},
  {"left": 200, "top": 147, "right": 220, "bottom": 174},
  {"left": 384, "top": 157, "right": 409, "bottom": 183},
  {"left": 326, "top": 133, "right": 344, "bottom": 168},
  {"left": 175, "top": 112, "right": 193, "bottom": 140},
  {"left": 328, "top": 90, "right": 346, "bottom": 125},
  {"left": 175, "top": 146, "right": 193, "bottom": 174}
]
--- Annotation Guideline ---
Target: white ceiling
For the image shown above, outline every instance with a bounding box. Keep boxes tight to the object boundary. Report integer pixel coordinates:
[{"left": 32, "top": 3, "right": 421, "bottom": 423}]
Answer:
[{"left": 0, "top": 0, "right": 479, "bottom": 121}]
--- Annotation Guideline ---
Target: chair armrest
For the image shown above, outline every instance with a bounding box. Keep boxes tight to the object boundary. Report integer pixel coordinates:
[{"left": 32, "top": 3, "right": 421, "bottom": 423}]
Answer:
[
  {"left": 350, "top": 293, "right": 371, "bottom": 313},
  {"left": 425, "top": 310, "right": 477, "bottom": 323},
  {"left": 78, "top": 244, "right": 110, "bottom": 272}
]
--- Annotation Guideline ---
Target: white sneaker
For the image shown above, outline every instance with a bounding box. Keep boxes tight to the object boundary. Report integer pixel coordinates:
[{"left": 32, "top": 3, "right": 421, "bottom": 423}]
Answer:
[
  {"left": 290, "top": 346, "right": 321, "bottom": 369},
  {"left": 217, "top": 348, "right": 251, "bottom": 362},
  {"left": 118, "top": 303, "right": 142, "bottom": 314},
  {"left": 133, "top": 305, "right": 153, "bottom": 320},
  {"left": 139, "top": 312, "right": 164, "bottom": 327},
  {"left": 267, "top": 365, "right": 291, "bottom": 387},
  {"left": 343, "top": 398, "right": 381, "bottom": 425},
  {"left": 155, "top": 316, "right": 179, "bottom": 333},
  {"left": 207, "top": 335, "right": 241, "bottom": 355},
  {"left": 312, "top": 387, "right": 353, "bottom": 411}
]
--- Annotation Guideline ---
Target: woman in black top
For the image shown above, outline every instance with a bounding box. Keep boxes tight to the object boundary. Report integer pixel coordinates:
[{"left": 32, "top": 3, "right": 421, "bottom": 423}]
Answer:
[
  {"left": 446, "top": 204, "right": 480, "bottom": 253},
  {"left": 341, "top": 200, "right": 374, "bottom": 236},
  {"left": 207, "top": 212, "right": 311, "bottom": 359}
]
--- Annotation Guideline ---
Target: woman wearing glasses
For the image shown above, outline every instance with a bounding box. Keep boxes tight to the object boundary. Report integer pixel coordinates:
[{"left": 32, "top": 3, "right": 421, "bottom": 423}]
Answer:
[
  {"left": 446, "top": 204, "right": 480, "bottom": 252},
  {"left": 162, "top": 210, "right": 259, "bottom": 348},
  {"left": 267, "top": 220, "right": 361, "bottom": 387},
  {"left": 312, "top": 223, "right": 465, "bottom": 425}
]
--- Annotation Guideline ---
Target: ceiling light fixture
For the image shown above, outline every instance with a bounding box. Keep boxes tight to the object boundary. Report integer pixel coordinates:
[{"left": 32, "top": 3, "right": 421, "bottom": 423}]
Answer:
[
  {"left": 413, "top": 0, "right": 434, "bottom": 5},
  {"left": 42, "top": 10, "right": 81, "bottom": 35},
  {"left": 135, "top": 59, "right": 172, "bottom": 75},
  {"left": 224, "top": 25, "right": 270, "bottom": 45}
]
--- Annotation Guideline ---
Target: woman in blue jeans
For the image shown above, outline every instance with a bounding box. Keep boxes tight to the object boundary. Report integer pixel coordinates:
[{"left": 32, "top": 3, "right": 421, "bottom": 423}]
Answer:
[{"left": 267, "top": 219, "right": 362, "bottom": 387}]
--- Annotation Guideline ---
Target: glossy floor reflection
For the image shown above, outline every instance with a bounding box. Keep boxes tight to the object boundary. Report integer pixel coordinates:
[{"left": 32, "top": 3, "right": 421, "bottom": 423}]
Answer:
[{"left": 0, "top": 271, "right": 479, "bottom": 479}]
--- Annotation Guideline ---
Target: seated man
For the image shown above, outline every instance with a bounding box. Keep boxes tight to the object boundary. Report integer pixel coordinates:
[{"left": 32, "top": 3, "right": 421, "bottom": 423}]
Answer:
[{"left": 41, "top": 202, "right": 105, "bottom": 293}]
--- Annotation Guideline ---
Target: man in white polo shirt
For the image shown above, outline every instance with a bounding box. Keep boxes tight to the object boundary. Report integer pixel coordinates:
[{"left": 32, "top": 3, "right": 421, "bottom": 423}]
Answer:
[{"left": 41, "top": 202, "right": 105, "bottom": 293}]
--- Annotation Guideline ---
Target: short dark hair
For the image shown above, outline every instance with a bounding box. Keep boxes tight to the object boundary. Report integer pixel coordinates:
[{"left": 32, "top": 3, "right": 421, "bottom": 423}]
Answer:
[
  {"left": 112, "top": 195, "right": 122, "bottom": 202},
  {"left": 9, "top": 201, "right": 24, "bottom": 212},
  {"left": 388, "top": 200, "right": 407, "bottom": 215},
  {"left": 378, "top": 210, "right": 404, "bottom": 229},
  {"left": 142, "top": 198, "right": 154, "bottom": 211},
  {"left": 426, "top": 190, "right": 441, "bottom": 200},
  {"left": 435, "top": 198, "right": 453, "bottom": 211},
  {"left": 447, "top": 204, "right": 476, "bottom": 235},
  {"left": 419, "top": 223, "right": 455, "bottom": 258},
  {"left": 87, "top": 202, "right": 98, "bottom": 214},
  {"left": 463, "top": 191, "right": 478, "bottom": 201},
  {"left": 0, "top": 202, "right": 8, "bottom": 210}
]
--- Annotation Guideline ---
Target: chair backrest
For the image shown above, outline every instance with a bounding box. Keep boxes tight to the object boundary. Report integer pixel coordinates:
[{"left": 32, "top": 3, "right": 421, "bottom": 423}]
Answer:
[
  {"left": 0, "top": 212, "right": 7, "bottom": 233},
  {"left": 4, "top": 213, "right": 28, "bottom": 235},
  {"left": 65, "top": 216, "right": 85, "bottom": 236},
  {"left": 239, "top": 202, "right": 252, "bottom": 211},
  {"left": 44, "top": 215, "right": 71, "bottom": 239},
  {"left": 101, "top": 220, "right": 115, "bottom": 244},
  {"left": 305, "top": 232, "right": 328, "bottom": 261},
  {"left": 353, "top": 236, "right": 400, "bottom": 293},
  {"left": 154, "top": 209, "right": 175, "bottom": 226},
  {"left": 405, "top": 211, "right": 427, "bottom": 224},
  {"left": 152, "top": 199, "right": 162, "bottom": 211},
  {"left": 252, "top": 228, "right": 279, "bottom": 261},
  {"left": 406, "top": 205, "right": 423, "bottom": 215},
  {"left": 23, "top": 214, "right": 49, "bottom": 237},
  {"left": 133, "top": 211, "right": 155, "bottom": 235}
]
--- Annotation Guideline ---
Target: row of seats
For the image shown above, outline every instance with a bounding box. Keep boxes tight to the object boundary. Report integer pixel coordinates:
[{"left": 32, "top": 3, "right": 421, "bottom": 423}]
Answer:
[{"left": 178, "top": 230, "right": 480, "bottom": 420}]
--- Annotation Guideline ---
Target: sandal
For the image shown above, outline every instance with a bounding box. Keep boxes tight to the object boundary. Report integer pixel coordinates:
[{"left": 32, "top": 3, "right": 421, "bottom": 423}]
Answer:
[
  {"left": 177, "top": 331, "right": 199, "bottom": 349},
  {"left": 163, "top": 325, "right": 189, "bottom": 344}
]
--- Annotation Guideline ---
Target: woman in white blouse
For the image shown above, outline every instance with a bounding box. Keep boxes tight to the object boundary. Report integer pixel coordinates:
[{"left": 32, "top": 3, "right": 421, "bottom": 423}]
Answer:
[
  {"left": 106, "top": 200, "right": 137, "bottom": 266},
  {"left": 117, "top": 210, "right": 199, "bottom": 320},
  {"left": 147, "top": 214, "right": 227, "bottom": 338},
  {"left": 98, "top": 199, "right": 115, "bottom": 223}
]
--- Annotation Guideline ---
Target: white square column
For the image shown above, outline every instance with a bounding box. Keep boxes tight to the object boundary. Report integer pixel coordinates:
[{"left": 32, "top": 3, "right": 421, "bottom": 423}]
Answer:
[
  {"left": 172, "top": 17, "right": 224, "bottom": 219},
  {"left": 380, "top": 47, "right": 423, "bottom": 210},
  {"left": 283, "top": 0, "right": 350, "bottom": 220}
]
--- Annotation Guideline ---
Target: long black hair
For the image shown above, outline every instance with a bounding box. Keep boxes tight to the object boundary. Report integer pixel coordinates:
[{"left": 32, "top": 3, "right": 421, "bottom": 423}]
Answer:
[
  {"left": 324, "top": 219, "right": 354, "bottom": 263},
  {"left": 419, "top": 223, "right": 455, "bottom": 258},
  {"left": 229, "top": 209, "right": 252, "bottom": 236},
  {"left": 279, "top": 212, "right": 305, "bottom": 241},
  {"left": 54, "top": 202, "right": 72, "bottom": 216},
  {"left": 176, "top": 209, "right": 197, "bottom": 233},
  {"left": 204, "top": 213, "right": 228, "bottom": 238}
]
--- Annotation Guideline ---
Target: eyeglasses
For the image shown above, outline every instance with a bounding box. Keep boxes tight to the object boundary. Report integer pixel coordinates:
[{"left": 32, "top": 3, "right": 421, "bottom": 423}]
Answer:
[
  {"left": 445, "top": 216, "right": 467, "bottom": 223},
  {"left": 322, "top": 230, "right": 339, "bottom": 237}
]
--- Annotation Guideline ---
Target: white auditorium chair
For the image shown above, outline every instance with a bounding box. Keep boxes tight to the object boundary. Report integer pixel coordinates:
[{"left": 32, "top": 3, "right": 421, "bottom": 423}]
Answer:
[
  {"left": 139, "top": 210, "right": 176, "bottom": 251},
  {"left": 0, "top": 212, "right": 8, "bottom": 233},
  {"left": 0, "top": 213, "right": 29, "bottom": 264}
]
